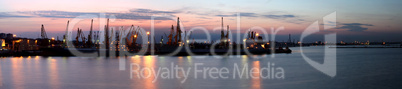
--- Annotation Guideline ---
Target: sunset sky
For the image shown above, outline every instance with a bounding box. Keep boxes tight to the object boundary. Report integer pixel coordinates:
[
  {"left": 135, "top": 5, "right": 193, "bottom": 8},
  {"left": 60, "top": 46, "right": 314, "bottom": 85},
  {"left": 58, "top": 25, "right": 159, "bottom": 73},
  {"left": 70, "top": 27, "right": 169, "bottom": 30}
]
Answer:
[{"left": 0, "top": 0, "right": 401, "bottom": 42}]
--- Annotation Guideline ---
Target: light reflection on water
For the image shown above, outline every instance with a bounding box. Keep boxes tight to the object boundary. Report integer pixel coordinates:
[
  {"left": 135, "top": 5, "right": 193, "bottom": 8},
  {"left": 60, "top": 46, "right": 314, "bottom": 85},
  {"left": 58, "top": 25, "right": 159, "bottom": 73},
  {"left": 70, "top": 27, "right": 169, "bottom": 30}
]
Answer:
[
  {"left": 251, "top": 61, "right": 260, "bottom": 89},
  {"left": 11, "top": 57, "right": 24, "bottom": 89},
  {"left": 143, "top": 56, "right": 157, "bottom": 89},
  {"left": 0, "top": 46, "right": 402, "bottom": 89},
  {"left": 48, "top": 58, "right": 60, "bottom": 89}
]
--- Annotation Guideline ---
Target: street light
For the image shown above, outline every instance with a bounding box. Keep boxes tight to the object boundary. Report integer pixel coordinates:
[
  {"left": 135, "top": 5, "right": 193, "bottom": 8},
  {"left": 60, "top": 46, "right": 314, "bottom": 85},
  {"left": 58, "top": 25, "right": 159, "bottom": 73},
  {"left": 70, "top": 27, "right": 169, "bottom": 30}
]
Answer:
[
  {"left": 256, "top": 33, "right": 259, "bottom": 37},
  {"left": 146, "top": 31, "right": 150, "bottom": 44}
]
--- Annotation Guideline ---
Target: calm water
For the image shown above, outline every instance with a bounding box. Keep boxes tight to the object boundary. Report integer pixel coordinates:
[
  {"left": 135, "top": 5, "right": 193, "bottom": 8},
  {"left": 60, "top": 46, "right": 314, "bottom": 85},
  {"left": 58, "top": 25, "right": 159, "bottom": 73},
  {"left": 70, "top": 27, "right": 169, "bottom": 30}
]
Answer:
[{"left": 1, "top": 46, "right": 402, "bottom": 89}]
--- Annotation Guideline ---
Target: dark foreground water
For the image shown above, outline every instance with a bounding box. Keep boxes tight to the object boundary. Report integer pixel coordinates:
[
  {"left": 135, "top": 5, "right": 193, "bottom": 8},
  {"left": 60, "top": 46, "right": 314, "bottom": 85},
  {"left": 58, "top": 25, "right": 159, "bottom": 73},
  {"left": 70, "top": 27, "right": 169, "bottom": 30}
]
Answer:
[{"left": 1, "top": 46, "right": 402, "bottom": 89}]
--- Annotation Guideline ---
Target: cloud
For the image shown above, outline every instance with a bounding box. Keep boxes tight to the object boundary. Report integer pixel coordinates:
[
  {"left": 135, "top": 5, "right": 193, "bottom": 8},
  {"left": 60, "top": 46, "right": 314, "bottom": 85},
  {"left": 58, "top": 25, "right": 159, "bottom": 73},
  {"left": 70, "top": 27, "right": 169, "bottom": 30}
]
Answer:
[
  {"left": 216, "top": 12, "right": 306, "bottom": 24},
  {"left": 342, "top": 23, "right": 373, "bottom": 26},
  {"left": 129, "top": 9, "right": 179, "bottom": 14},
  {"left": 261, "top": 11, "right": 306, "bottom": 24},
  {"left": 22, "top": 11, "right": 95, "bottom": 18},
  {"left": 0, "top": 12, "right": 33, "bottom": 18},
  {"left": 0, "top": 9, "right": 179, "bottom": 20},
  {"left": 337, "top": 23, "right": 374, "bottom": 32},
  {"left": 216, "top": 12, "right": 257, "bottom": 17},
  {"left": 262, "top": 14, "right": 296, "bottom": 19},
  {"left": 110, "top": 13, "right": 174, "bottom": 20}
]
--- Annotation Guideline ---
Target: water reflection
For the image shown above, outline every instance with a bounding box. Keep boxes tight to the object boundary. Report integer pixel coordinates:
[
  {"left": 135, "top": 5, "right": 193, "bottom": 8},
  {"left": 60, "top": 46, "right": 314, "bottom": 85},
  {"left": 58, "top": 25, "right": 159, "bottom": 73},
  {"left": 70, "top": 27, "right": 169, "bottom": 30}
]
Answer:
[
  {"left": 130, "top": 56, "right": 158, "bottom": 89},
  {"left": 0, "top": 59, "right": 2, "bottom": 87},
  {"left": 251, "top": 61, "right": 261, "bottom": 89},
  {"left": 1, "top": 46, "right": 401, "bottom": 89},
  {"left": 143, "top": 56, "right": 157, "bottom": 89},
  {"left": 4, "top": 55, "right": 269, "bottom": 89},
  {"left": 11, "top": 57, "right": 24, "bottom": 89},
  {"left": 48, "top": 58, "right": 60, "bottom": 89},
  {"left": 130, "top": 56, "right": 141, "bottom": 88}
]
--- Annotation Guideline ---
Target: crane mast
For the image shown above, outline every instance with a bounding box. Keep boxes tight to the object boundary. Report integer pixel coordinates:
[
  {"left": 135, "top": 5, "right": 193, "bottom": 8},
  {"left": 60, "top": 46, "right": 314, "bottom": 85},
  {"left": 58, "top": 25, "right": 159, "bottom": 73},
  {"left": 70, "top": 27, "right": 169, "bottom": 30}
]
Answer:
[
  {"left": 41, "top": 24, "right": 48, "bottom": 39},
  {"left": 87, "top": 19, "right": 93, "bottom": 47}
]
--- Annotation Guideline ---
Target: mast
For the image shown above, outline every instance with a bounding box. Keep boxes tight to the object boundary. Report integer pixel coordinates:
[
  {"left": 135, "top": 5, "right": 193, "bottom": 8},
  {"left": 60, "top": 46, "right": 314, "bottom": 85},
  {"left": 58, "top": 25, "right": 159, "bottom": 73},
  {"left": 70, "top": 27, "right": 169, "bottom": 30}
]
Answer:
[
  {"left": 221, "top": 17, "right": 224, "bottom": 41},
  {"left": 176, "top": 17, "right": 182, "bottom": 44},
  {"left": 226, "top": 25, "right": 229, "bottom": 39},
  {"left": 105, "top": 18, "right": 110, "bottom": 54},
  {"left": 169, "top": 25, "right": 174, "bottom": 45},
  {"left": 221, "top": 17, "right": 224, "bottom": 31},
  {"left": 76, "top": 28, "right": 80, "bottom": 46},
  {"left": 86, "top": 19, "right": 93, "bottom": 47},
  {"left": 41, "top": 24, "right": 47, "bottom": 39},
  {"left": 64, "top": 20, "right": 69, "bottom": 45},
  {"left": 174, "top": 18, "right": 179, "bottom": 45}
]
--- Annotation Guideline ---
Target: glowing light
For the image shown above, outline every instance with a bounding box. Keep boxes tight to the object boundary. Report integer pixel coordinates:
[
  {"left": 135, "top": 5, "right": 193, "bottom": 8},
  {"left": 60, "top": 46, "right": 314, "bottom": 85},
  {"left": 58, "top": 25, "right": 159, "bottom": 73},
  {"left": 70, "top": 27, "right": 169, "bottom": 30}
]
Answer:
[
  {"left": 15, "top": 40, "right": 21, "bottom": 43},
  {"left": 256, "top": 33, "right": 259, "bottom": 37},
  {"left": 13, "top": 35, "right": 16, "bottom": 37},
  {"left": 51, "top": 37, "right": 55, "bottom": 40},
  {"left": 1, "top": 39, "right": 5, "bottom": 46},
  {"left": 146, "top": 31, "right": 150, "bottom": 35},
  {"left": 134, "top": 35, "right": 137, "bottom": 38}
]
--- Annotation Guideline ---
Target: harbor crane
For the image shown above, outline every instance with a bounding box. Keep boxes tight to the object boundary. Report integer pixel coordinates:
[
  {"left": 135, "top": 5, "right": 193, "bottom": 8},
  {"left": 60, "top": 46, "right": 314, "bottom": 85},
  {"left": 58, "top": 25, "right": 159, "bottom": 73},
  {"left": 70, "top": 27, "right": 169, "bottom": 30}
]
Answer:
[{"left": 41, "top": 24, "right": 48, "bottom": 39}]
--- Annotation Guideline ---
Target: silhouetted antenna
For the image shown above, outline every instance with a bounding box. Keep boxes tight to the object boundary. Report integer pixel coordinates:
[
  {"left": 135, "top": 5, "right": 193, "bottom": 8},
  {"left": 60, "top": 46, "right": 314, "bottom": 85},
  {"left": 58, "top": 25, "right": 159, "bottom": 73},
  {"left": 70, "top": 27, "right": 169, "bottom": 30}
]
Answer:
[
  {"left": 221, "top": 17, "right": 224, "bottom": 31},
  {"left": 64, "top": 20, "right": 69, "bottom": 45}
]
